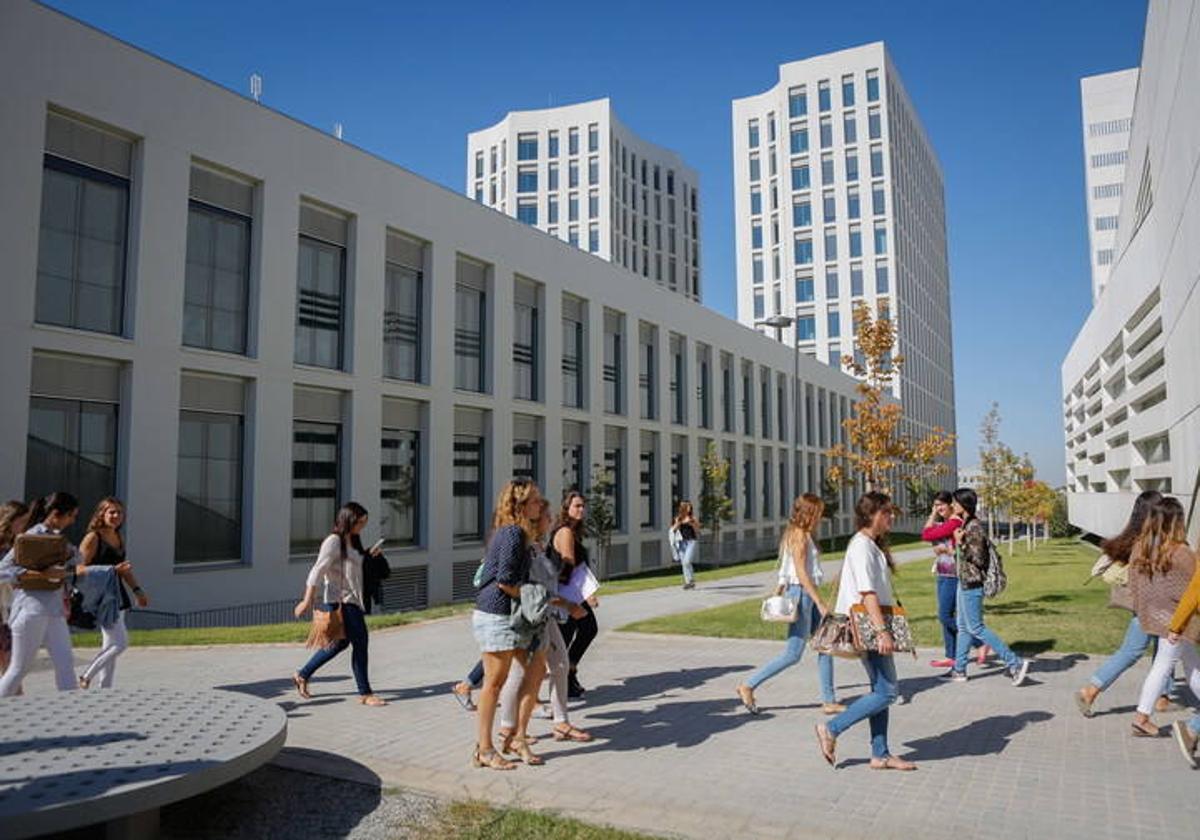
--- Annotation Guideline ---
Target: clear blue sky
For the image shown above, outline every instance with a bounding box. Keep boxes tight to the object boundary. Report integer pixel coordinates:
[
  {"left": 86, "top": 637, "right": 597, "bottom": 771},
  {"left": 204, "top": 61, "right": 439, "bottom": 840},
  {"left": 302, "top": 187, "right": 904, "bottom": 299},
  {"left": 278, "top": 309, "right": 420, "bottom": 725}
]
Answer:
[{"left": 43, "top": 0, "right": 1148, "bottom": 484}]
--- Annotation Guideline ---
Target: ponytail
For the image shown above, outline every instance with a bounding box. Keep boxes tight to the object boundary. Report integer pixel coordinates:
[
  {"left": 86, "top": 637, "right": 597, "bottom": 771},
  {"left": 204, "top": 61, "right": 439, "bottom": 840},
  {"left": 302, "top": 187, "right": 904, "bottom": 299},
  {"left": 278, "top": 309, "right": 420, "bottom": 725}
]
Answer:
[{"left": 28, "top": 491, "right": 80, "bottom": 527}]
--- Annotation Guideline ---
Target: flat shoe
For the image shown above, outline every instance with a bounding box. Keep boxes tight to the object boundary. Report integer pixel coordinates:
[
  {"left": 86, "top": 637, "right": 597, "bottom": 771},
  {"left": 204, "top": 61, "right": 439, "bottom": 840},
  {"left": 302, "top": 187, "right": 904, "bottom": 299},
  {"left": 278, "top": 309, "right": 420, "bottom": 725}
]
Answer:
[
  {"left": 814, "top": 724, "right": 837, "bottom": 767},
  {"left": 821, "top": 702, "right": 847, "bottom": 715},
  {"left": 736, "top": 686, "right": 759, "bottom": 715},
  {"left": 452, "top": 685, "right": 476, "bottom": 712},
  {"left": 870, "top": 756, "right": 917, "bottom": 771},
  {"left": 291, "top": 673, "right": 311, "bottom": 700},
  {"left": 1074, "top": 690, "right": 1095, "bottom": 719},
  {"left": 1131, "top": 721, "right": 1160, "bottom": 738}
]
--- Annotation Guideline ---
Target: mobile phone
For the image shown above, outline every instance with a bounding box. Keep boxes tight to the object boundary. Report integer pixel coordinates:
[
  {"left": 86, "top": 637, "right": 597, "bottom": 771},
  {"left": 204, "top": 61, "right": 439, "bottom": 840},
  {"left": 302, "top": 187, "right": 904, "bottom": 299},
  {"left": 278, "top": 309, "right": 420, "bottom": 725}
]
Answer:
[{"left": 369, "top": 538, "right": 385, "bottom": 554}]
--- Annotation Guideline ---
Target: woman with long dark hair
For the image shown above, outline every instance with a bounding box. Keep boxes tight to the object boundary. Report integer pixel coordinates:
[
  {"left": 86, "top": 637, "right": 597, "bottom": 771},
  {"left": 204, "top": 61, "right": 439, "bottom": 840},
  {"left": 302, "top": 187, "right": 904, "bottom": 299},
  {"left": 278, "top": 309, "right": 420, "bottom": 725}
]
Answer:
[
  {"left": 78, "top": 497, "right": 147, "bottom": 689},
  {"left": 944, "top": 488, "right": 1030, "bottom": 686},
  {"left": 0, "top": 492, "right": 83, "bottom": 695},
  {"left": 670, "top": 500, "right": 701, "bottom": 590},
  {"left": 1075, "top": 490, "right": 1173, "bottom": 716},
  {"left": 292, "top": 502, "right": 386, "bottom": 707},
  {"left": 737, "top": 493, "right": 841, "bottom": 715},
  {"left": 556, "top": 491, "right": 599, "bottom": 698},
  {"left": 814, "top": 492, "right": 914, "bottom": 771}
]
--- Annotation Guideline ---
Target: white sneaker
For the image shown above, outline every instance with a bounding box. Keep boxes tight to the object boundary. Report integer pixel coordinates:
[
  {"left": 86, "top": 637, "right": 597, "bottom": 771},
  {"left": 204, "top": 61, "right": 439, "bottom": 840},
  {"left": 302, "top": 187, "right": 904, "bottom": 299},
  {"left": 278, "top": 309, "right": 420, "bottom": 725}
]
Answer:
[
  {"left": 1173, "top": 720, "right": 1198, "bottom": 769},
  {"left": 1010, "top": 659, "right": 1031, "bottom": 686}
]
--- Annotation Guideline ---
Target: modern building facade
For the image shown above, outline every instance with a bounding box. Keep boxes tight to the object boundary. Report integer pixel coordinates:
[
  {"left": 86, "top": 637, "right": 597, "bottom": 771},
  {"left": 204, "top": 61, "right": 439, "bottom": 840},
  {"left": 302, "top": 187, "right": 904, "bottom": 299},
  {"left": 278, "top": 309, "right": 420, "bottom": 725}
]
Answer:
[
  {"left": 1062, "top": 0, "right": 1200, "bottom": 540},
  {"left": 467, "top": 99, "right": 702, "bottom": 302},
  {"left": 0, "top": 1, "right": 861, "bottom": 616},
  {"left": 731, "top": 43, "right": 956, "bottom": 481},
  {"left": 1080, "top": 68, "right": 1138, "bottom": 304}
]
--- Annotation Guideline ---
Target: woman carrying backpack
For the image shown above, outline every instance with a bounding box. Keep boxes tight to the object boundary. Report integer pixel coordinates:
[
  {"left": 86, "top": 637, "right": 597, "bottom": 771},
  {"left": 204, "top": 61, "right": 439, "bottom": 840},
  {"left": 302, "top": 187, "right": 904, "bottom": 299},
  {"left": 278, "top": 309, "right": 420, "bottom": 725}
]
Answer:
[{"left": 943, "top": 488, "right": 1031, "bottom": 686}]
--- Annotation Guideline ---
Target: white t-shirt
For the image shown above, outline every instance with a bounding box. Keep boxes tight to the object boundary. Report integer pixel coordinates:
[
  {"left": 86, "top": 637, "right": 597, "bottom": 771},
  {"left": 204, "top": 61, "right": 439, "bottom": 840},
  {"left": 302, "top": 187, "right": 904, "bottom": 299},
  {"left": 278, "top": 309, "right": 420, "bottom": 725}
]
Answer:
[
  {"left": 834, "top": 531, "right": 895, "bottom": 614},
  {"left": 778, "top": 535, "right": 823, "bottom": 587}
]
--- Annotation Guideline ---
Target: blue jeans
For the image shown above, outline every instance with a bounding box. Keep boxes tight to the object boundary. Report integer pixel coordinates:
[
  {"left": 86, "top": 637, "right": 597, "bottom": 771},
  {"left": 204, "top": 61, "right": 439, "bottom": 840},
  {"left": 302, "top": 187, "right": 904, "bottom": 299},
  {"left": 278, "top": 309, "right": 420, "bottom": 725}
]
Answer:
[
  {"left": 679, "top": 540, "right": 697, "bottom": 585},
  {"left": 954, "top": 585, "right": 1021, "bottom": 674},
  {"left": 1189, "top": 714, "right": 1200, "bottom": 736},
  {"left": 744, "top": 586, "right": 836, "bottom": 703},
  {"left": 936, "top": 576, "right": 983, "bottom": 659},
  {"left": 298, "top": 602, "right": 373, "bottom": 695},
  {"left": 1088, "top": 615, "right": 1172, "bottom": 696},
  {"left": 827, "top": 652, "right": 897, "bottom": 759}
]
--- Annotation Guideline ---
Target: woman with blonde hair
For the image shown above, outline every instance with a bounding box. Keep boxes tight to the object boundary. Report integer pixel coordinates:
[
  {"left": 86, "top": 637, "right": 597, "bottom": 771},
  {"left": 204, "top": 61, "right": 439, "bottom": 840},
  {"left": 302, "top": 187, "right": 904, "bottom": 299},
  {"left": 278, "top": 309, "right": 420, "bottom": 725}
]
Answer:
[
  {"left": 471, "top": 479, "right": 549, "bottom": 770},
  {"left": 78, "top": 497, "right": 147, "bottom": 689},
  {"left": 670, "top": 501, "right": 701, "bottom": 590},
  {"left": 1128, "top": 496, "right": 1199, "bottom": 737},
  {"left": 736, "top": 493, "right": 841, "bottom": 715}
]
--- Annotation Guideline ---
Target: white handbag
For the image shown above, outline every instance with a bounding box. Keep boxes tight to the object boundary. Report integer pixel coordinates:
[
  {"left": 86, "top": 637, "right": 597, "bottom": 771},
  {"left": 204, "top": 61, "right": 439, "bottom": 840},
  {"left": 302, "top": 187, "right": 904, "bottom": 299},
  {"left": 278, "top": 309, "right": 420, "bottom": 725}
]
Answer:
[{"left": 760, "top": 593, "right": 799, "bottom": 623}]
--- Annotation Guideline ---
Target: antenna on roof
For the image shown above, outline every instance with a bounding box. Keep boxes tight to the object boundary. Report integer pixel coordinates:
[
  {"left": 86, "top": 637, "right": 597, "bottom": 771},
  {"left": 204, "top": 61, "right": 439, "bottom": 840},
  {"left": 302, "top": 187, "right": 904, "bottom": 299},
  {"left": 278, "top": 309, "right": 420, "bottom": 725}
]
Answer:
[
  {"left": 333, "top": 122, "right": 344, "bottom": 140},
  {"left": 249, "top": 73, "right": 262, "bottom": 103}
]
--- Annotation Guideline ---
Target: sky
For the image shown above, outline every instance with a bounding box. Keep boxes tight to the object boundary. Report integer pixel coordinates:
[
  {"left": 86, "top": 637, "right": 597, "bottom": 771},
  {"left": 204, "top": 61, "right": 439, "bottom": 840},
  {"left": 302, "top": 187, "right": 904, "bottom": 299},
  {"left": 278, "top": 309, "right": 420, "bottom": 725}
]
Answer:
[{"left": 41, "top": 0, "right": 1149, "bottom": 484}]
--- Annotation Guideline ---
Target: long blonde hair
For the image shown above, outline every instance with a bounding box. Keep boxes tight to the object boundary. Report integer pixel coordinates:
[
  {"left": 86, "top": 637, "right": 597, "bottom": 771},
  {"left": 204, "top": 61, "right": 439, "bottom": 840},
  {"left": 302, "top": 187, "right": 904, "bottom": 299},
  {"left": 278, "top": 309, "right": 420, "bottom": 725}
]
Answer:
[
  {"left": 490, "top": 479, "right": 546, "bottom": 546},
  {"left": 0, "top": 500, "right": 30, "bottom": 552},
  {"left": 87, "top": 496, "right": 125, "bottom": 535},
  {"left": 673, "top": 500, "right": 695, "bottom": 528},
  {"left": 782, "top": 493, "right": 824, "bottom": 560},
  {"left": 1130, "top": 496, "right": 1188, "bottom": 578}
]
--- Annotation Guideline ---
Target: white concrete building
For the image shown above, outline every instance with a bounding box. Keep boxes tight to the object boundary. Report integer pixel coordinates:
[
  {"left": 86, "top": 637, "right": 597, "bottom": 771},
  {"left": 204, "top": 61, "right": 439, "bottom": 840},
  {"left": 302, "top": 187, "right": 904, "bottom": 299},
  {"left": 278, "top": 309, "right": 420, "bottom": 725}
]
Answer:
[
  {"left": 467, "top": 99, "right": 702, "bottom": 302},
  {"left": 1080, "top": 68, "right": 1138, "bottom": 303},
  {"left": 731, "top": 43, "right": 956, "bottom": 481},
  {"left": 1062, "top": 0, "right": 1200, "bottom": 540},
  {"left": 0, "top": 1, "right": 861, "bottom": 618}
]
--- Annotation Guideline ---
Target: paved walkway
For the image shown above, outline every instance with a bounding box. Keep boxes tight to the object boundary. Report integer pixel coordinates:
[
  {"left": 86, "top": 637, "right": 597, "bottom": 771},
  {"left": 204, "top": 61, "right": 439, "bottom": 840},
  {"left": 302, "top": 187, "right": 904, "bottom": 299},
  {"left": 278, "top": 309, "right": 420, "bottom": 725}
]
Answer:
[{"left": 17, "top": 550, "right": 1200, "bottom": 840}]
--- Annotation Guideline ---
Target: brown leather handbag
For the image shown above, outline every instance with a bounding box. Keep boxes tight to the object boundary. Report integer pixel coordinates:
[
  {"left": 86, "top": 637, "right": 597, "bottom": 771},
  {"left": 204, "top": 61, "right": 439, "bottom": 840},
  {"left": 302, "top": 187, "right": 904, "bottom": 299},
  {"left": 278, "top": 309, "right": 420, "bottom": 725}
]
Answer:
[{"left": 13, "top": 533, "right": 69, "bottom": 591}]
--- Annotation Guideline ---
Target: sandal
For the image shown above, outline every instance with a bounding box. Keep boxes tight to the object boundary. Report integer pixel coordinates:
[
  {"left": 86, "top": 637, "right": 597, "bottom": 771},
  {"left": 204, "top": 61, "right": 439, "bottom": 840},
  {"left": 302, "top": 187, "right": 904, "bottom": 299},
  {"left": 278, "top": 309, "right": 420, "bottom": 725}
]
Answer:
[
  {"left": 452, "top": 682, "right": 477, "bottom": 712},
  {"left": 821, "top": 702, "right": 847, "bottom": 715},
  {"left": 1131, "top": 720, "right": 1161, "bottom": 738},
  {"left": 870, "top": 755, "right": 918, "bottom": 771},
  {"left": 1074, "top": 690, "right": 1095, "bottom": 719},
  {"left": 814, "top": 724, "right": 837, "bottom": 768},
  {"left": 510, "top": 736, "right": 544, "bottom": 766},
  {"left": 291, "top": 673, "right": 311, "bottom": 700},
  {"left": 77, "top": 675, "right": 91, "bottom": 691},
  {"left": 359, "top": 694, "right": 387, "bottom": 707},
  {"left": 554, "top": 723, "right": 594, "bottom": 742},
  {"left": 736, "top": 685, "right": 759, "bottom": 715},
  {"left": 472, "top": 748, "right": 515, "bottom": 770}
]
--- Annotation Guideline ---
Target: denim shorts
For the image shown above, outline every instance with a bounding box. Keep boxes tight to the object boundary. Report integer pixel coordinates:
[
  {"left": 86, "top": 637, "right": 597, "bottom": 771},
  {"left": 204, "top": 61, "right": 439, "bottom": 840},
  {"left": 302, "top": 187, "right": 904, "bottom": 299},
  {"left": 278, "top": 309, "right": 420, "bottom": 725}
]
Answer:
[{"left": 472, "top": 609, "right": 533, "bottom": 653}]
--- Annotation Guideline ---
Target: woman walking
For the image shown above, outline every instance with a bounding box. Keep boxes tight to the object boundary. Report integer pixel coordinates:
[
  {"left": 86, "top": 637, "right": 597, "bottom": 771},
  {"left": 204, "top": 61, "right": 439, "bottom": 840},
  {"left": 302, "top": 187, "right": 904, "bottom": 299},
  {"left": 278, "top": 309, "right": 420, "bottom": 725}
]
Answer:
[
  {"left": 736, "top": 493, "right": 841, "bottom": 715},
  {"left": 471, "top": 479, "right": 547, "bottom": 770},
  {"left": 0, "top": 492, "right": 83, "bottom": 696},
  {"left": 670, "top": 501, "right": 701, "bottom": 590},
  {"left": 1075, "top": 490, "right": 1173, "bottom": 717},
  {"left": 556, "top": 492, "right": 599, "bottom": 697},
  {"left": 0, "top": 501, "right": 32, "bottom": 686},
  {"left": 292, "top": 502, "right": 387, "bottom": 707},
  {"left": 77, "top": 498, "right": 148, "bottom": 689},
  {"left": 1128, "top": 497, "right": 1199, "bottom": 737},
  {"left": 1167, "top": 553, "right": 1200, "bottom": 767},
  {"left": 814, "top": 492, "right": 914, "bottom": 771},
  {"left": 944, "top": 488, "right": 1031, "bottom": 686},
  {"left": 921, "top": 491, "right": 985, "bottom": 668}
]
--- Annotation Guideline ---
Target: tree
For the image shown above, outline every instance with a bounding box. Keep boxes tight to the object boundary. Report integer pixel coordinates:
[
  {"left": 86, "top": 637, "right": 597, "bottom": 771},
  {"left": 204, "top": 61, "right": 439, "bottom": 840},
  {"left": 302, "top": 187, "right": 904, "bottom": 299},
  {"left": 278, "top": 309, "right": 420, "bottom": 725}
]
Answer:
[
  {"left": 903, "top": 475, "right": 939, "bottom": 517},
  {"left": 827, "top": 302, "right": 955, "bottom": 494},
  {"left": 1011, "top": 475, "right": 1055, "bottom": 551},
  {"left": 584, "top": 463, "right": 617, "bottom": 580},
  {"left": 820, "top": 474, "right": 842, "bottom": 521},
  {"left": 699, "top": 443, "right": 734, "bottom": 557},
  {"left": 977, "top": 403, "right": 1005, "bottom": 542},
  {"left": 1049, "top": 489, "right": 1078, "bottom": 538}
]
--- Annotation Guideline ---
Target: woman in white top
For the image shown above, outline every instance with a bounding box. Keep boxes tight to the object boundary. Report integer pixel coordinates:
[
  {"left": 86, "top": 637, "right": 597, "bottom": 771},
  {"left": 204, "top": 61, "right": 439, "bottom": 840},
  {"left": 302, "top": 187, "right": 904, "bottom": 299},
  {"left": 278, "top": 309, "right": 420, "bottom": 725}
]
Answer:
[
  {"left": 814, "top": 492, "right": 916, "bottom": 771},
  {"left": 292, "top": 502, "right": 387, "bottom": 707},
  {"left": 736, "top": 493, "right": 842, "bottom": 715}
]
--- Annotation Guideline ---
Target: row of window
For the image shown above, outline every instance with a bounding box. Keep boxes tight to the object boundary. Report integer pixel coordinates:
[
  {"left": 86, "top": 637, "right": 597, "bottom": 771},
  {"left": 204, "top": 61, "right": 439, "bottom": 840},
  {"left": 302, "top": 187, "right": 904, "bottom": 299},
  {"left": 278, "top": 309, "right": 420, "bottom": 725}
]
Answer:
[
  {"left": 1090, "top": 150, "right": 1128, "bottom": 168},
  {"left": 474, "top": 124, "right": 600, "bottom": 178},
  {"left": 786, "top": 69, "right": 881, "bottom": 120},
  {"left": 1088, "top": 118, "right": 1131, "bottom": 138},
  {"left": 751, "top": 144, "right": 886, "bottom": 190},
  {"left": 751, "top": 106, "right": 885, "bottom": 155},
  {"left": 1092, "top": 182, "right": 1123, "bottom": 200}
]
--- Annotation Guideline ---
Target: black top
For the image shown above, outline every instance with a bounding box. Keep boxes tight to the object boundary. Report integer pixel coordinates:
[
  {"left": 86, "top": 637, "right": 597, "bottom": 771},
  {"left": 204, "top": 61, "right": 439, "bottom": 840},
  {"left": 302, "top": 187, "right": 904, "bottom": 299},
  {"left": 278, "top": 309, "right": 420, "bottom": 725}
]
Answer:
[
  {"left": 475, "top": 525, "right": 532, "bottom": 616},
  {"left": 677, "top": 522, "right": 697, "bottom": 542},
  {"left": 92, "top": 537, "right": 131, "bottom": 611},
  {"left": 547, "top": 525, "right": 589, "bottom": 584}
]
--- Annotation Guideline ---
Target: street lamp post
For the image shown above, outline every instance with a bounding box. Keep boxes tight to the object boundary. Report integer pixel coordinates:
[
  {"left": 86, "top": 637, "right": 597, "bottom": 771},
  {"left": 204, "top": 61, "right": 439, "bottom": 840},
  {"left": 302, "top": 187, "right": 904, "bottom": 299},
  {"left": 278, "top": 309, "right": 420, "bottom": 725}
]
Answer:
[{"left": 755, "top": 315, "right": 799, "bottom": 511}]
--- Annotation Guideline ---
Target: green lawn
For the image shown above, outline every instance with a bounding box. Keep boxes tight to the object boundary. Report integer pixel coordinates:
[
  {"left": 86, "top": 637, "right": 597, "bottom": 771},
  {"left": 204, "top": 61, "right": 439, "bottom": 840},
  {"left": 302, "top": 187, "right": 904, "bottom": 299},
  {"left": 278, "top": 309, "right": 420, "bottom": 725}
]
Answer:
[
  {"left": 621, "top": 538, "right": 1127, "bottom": 655},
  {"left": 416, "top": 800, "right": 658, "bottom": 840}
]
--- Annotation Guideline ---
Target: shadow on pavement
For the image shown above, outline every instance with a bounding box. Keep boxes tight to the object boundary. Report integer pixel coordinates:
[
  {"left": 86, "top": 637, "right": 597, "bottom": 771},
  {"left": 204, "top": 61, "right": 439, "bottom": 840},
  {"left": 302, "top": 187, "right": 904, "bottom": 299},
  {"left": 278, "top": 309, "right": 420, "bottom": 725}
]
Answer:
[
  {"left": 1025, "top": 653, "right": 1087, "bottom": 672},
  {"left": 215, "top": 674, "right": 343, "bottom": 700},
  {"left": 897, "top": 710, "right": 1054, "bottom": 763},
  {"left": 581, "top": 665, "right": 751, "bottom": 706},
  {"left": 557, "top": 696, "right": 766, "bottom": 754}
]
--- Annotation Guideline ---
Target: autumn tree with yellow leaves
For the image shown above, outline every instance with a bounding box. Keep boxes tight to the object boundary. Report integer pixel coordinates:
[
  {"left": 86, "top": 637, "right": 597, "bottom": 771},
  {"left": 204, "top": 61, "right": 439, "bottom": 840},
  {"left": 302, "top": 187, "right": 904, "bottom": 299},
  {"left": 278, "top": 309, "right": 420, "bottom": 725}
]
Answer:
[{"left": 826, "top": 302, "right": 955, "bottom": 496}]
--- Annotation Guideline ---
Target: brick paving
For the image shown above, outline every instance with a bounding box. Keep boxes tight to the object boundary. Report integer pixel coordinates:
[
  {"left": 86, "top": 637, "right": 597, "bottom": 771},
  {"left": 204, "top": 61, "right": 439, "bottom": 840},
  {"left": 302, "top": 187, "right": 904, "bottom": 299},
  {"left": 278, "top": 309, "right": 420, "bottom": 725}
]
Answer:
[{"left": 18, "top": 552, "right": 1200, "bottom": 839}]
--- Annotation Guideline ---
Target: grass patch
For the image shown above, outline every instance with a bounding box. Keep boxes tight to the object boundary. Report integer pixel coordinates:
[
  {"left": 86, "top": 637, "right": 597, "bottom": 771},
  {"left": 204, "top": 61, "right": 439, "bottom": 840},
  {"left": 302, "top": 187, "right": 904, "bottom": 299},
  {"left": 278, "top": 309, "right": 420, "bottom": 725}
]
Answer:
[
  {"left": 71, "top": 603, "right": 472, "bottom": 648},
  {"left": 620, "top": 538, "right": 1127, "bottom": 655},
  {"left": 600, "top": 532, "right": 923, "bottom": 595},
  {"left": 417, "top": 800, "right": 658, "bottom": 840}
]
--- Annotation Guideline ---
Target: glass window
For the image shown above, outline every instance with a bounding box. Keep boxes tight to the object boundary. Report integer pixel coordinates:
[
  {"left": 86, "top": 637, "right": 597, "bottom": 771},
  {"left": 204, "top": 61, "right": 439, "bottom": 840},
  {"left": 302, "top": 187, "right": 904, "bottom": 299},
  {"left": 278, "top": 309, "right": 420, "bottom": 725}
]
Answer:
[
  {"left": 797, "top": 315, "right": 816, "bottom": 341},
  {"left": 517, "top": 134, "right": 538, "bottom": 161},
  {"left": 562, "top": 306, "right": 584, "bottom": 408},
  {"left": 849, "top": 225, "right": 862, "bottom": 258},
  {"left": 819, "top": 117, "right": 833, "bottom": 149},
  {"left": 639, "top": 446, "right": 657, "bottom": 529},
  {"left": 872, "top": 184, "right": 885, "bottom": 215},
  {"left": 176, "top": 410, "right": 243, "bottom": 564},
  {"left": 825, "top": 268, "right": 839, "bottom": 297},
  {"left": 827, "top": 309, "right": 841, "bottom": 338},
  {"left": 669, "top": 336, "right": 685, "bottom": 424},
  {"left": 295, "top": 236, "right": 345, "bottom": 369},
  {"left": 604, "top": 442, "right": 624, "bottom": 532},
  {"left": 790, "top": 163, "right": 810, "bottom": 191},
  {"left": 383, "top": 254, "right": 422, "bottom": 382},
  {"left": 873, "top": 222, "right": 888, "bottom": 253},
  {"left": 603, "top": 315, "right": 623, "bottom": 414},
  {"left": 818, "top": 81, "right": 831, "bottom": 112},
  {"left": 750, "top": 189, "right": 762, "bottom": 215},
  {"left": 845, "top": 151, "right": 859, "bottom": 182},
  {"left": 844, "top": 113, "right": 857, "bottom": 144},
  {"left": 868, "top": 107, "right": 882, "bottom": 139},
  {"left": 569, "top": 160, "right": 579, "bottom": 188},
  {"left": 748, "top": 119, "right": 760, "bottom": 148},
  {"left": 870, "top": 145, "right": 884, "bottom": 178},
  {"left": 752, "top": 224, "right": 763, "bottom": 249},
  {"left": 455, "top": 283, "right": 485, "bottom": 392},
  {"left": 513, "top": 293, "right": 538, "bottom": 401},
  {"left": 824, "top": 228, "right": 838, "bottom": 260},
  {"left": 37, "top": 157, "right": 129, "bottom": 335},
  {"left": 788, "top": 87, "right": 807, "bottom": 118},
  {"left": 848, "top": 188, "right": 861, "bottom": 219},
  {"left": 750, "top": 155, "right": 761, "bottom": 182},
  {"left": 517, "top": 200, "right": 537, "bottom": 225},
  {"left": 851, "top": 263, "right": 864, "bottom": 296},
  {"left": 548, "top": 195, "right": 559, "bottom": 224},
  {"left": 794, "top": 236, "right": 813, "bottom": 265},
  {"left": 753, "top": 289, "right": 765, "bottom": 319},
  {"left": 588, "top": 157, "right": 599, "bottom": 185},
  {"left": 589, "top": 225, "right": 600, "bottom": 253},
  {"left": 184, "top": 201, "right": 250, "bottom": 354},
  {"left": 821, "top": 155, "right": 834, "bottom": 183},
  {"left": 588, "top": 192, "right": 599, "bottom": 218},
  {"left": 475, "top": 151, "right": 484, "bottom": 178},
  {"left": 568, "top": 227, "right": 579, "bottom": 248},
  {"left": 796, "top": 273, "right": 814, "bottom": 303},
  {"left": 548, "top": 162, "right": 560, "bottom": 190},
  {"left": 822, "top": 191, "right": 836, "bottom": 222},
  {"left": 291, "top": 420, "right": 340, "bottom": 556},
  {"left": 842, "top": 75, "right": 856, "bottom": 107},
  {"left": 793, "top": 200, "right": 812, "bottom": 228},
  {"left": 828, "top": 344, "right": 841, "bottom": 367},
  {"left": 517, "top": 168, "right": 537, "bottom": 193},
  {"left": 26, "top": 397, "right": 117, "bottom": 542},
  {"left": 381, "top": 428, "right": 419, "bottom": 546},
  {"left": 866, "top": 70, "right": 880, "bottom": 102},
  {"left": 875, "top": 262, "right": 890, "bottom": 293},
  {"left": 453, "top": 435, "right": 484, "bottom": 541},
  {"left": 742, "top": 450, "right": 754, "bottom": 520},
  {"left": 568, "top": 194, "right": 579, "bottom": 222},
  {"left": 568, "top": 127, "right": 579, "bottom": 155},
  {"left": 640, "top": 335, "right": 656, "bottom": 420},
  {"left": 752, "top": 256, "right": 764, "bottom": 284},
  {"left": 767, "top": 113, "right": 777, "bottom": 143},
  {"left": 742, "top": 369, "right": 754, "bottom": 435},
  {"left": 548, "top": 131, "right": 559, "bottom": 157},
  {"left": 790, "top": 125, "right": 809, "bottom": 155},
  {"left": 513, "top": 438, "right": 538, "bottom": 483},
  {"left": 588, "top": 123, "right": 599, "bottom": 152},
  {"left": 562, "top": 439, "right": 585, "bottom": 493}
]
